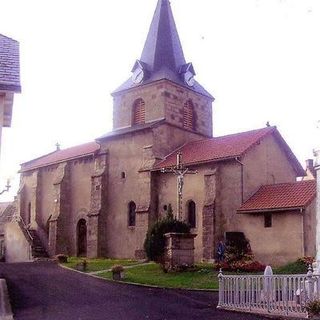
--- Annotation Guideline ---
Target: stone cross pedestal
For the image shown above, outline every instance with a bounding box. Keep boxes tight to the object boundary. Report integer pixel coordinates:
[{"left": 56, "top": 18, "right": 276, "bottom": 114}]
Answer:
[{"left": 163, "top": 232, "right": 197, "bottom": 271}]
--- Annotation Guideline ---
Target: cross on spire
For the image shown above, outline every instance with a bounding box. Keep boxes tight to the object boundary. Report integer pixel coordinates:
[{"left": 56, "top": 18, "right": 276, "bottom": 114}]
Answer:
[{"left": 161, "top": 152, "right": 197, "bottom": 220}]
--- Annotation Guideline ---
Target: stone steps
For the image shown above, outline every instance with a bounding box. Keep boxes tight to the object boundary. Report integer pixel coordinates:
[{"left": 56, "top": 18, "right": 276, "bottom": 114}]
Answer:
[{"left": 28, "top": 230, "right": 49, "bottom": 258}]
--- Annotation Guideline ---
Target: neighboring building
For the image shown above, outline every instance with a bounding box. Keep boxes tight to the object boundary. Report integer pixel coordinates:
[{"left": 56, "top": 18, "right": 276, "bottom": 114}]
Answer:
[
  {"left": 0, "top": 34, "right": 21, "bottom": 155},
  {"left": 238, "top": 180, "right": 316, "bottom": 265},
  {"left": 0, "top": 202, "right": 15, "bottom": 256},
  {"left": 7, "top": 0, "right": 316, "bottom": 265}
]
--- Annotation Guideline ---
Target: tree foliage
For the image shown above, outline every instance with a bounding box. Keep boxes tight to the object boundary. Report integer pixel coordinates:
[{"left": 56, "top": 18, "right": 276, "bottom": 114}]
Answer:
[{"left": 144, "top": 210, "right": 190, "bottom": 262}]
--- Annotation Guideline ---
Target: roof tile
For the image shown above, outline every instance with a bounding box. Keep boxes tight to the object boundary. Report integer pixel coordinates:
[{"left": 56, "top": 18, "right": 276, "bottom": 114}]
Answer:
[
  {"left": 238, "top": 180, "right": 316, "bottom": 213},
  {"left": 21, "top": 142, "right": 100, "bottom": 172},
  {"left": 0, "top": 34, "right": 21, "bottom": 92},
  {"left": 155, "top": 127, "right": 276, "bottom": 168}
]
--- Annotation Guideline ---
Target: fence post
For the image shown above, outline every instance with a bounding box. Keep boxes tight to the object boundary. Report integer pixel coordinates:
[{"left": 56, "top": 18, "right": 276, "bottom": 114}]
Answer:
[
  {"left": 217, "top": 268, "right": 223, "bottom": 308},
  {"left": 307, "top": 264, "right": 314, "bottom": 301}
]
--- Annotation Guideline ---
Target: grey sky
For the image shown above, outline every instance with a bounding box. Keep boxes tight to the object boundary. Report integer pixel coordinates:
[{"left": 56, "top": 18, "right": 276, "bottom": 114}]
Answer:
[{"left": 0, "top": 0, "right": 319, "bottom": 199}]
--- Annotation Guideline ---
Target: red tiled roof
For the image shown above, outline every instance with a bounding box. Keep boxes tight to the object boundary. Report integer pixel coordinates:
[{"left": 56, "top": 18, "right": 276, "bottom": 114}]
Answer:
[
  {"left": 238, "top": 180, "right": 316, "bottom": 213},
  {"left": 155, "top": 126, "right": 277, "bottom": 168},
  {"left": 20, "top": 142, "right": 100, "bottom": 172}
]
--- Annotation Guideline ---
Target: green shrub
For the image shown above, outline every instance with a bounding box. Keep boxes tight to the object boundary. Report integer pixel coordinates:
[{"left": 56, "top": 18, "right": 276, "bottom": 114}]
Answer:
[
  {"left": 275, "top": 256, "right": 314, "bottom": 274},
  {"left": 306, "top": 299, "right": 320, "bottom": 316},
  {"left": 214, "top": 235, "right": 265, "bottom": 273},
  {"left": 144, "top": 213, "right": 190, "bottom": 263},
  {"left": 224, "top": 233, "right": 251, "bottom": 262},
  {"left": 111, "top": 265, "right": 124, "bottom": 273}
]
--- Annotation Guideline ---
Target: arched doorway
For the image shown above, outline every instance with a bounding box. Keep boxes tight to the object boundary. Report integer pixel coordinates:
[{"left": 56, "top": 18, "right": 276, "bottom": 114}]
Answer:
[{"left": 77, "top": 219, "right": 87, "bottom": 257}]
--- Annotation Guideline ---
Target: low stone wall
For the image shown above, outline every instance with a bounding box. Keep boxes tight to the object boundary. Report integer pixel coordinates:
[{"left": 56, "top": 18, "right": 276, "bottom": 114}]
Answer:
[
  {"left": 164, "top": 232, "right": 196, "bottom": 271},
  {"left": 5, "top": 221, "right": 32, "bottom": 263}
]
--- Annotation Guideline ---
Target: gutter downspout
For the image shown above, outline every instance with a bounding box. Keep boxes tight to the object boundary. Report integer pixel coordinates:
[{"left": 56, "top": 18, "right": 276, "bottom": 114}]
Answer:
[
  {"left": 301, "top": 208, "right": 306, "bottom": 257},
  {"left": 235, "top": 157, "right": 244, "bottom": 204}
]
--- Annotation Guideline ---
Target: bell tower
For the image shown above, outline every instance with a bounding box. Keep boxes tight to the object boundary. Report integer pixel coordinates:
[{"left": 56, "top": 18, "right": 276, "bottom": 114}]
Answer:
[{"left": 112, "top": 0, "right": 214, "bottom": 139}]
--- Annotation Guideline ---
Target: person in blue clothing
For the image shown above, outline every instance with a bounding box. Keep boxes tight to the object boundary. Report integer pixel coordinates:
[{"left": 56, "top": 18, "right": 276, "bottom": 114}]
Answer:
[{"left": 217, "top": 240, "right": 226, "bottom": 262}]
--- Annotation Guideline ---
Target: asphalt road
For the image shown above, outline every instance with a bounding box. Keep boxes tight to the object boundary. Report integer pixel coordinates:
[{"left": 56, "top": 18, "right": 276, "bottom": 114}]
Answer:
[{"left": 0, "top": 262, "right": 269, "bottom": 320}]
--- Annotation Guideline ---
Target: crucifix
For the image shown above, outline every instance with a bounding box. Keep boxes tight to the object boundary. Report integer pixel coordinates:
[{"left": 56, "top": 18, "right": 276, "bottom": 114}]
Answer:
[
  {"left": 161, "top": 152, "right": 197, "bottom": 221},
  {"left": 314, "top": 120, "right": 320, "bottom": 271}
]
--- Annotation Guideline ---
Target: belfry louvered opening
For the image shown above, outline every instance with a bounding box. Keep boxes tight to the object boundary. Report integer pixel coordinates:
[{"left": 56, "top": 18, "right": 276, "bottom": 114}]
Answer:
[
  {"left": 132, "top": 98, "right": 146, "bottom": 125},
  {"left": 183, "top": 99, "right": 195, "bottom": 130}
]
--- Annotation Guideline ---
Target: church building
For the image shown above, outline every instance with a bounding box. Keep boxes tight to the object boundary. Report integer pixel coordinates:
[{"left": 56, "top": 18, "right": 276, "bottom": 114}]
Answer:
[{"left": 8, "top": 0, "right": 316, "bottom": 266}]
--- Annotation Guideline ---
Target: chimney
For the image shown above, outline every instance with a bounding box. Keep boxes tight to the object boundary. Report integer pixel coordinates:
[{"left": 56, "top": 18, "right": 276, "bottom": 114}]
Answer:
[
  {"left": 304, "top": 159, "right": 316, "bottom": 179},
  {"left": 306, "top": 159, "right": 314, "bottom": 171}
]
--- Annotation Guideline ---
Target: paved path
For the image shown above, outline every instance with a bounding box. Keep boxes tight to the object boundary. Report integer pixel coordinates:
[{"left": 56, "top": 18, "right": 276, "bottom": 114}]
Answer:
[
  {"left": 0, "top": 262, "right": 269, "bottom": 320},
  {"left": 88, "top": 262, "right": 153, "bottom": 275}
]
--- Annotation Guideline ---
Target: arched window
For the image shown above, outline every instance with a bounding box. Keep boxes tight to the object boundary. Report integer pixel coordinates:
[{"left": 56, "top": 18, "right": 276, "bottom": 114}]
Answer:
[
  {"left": 183, "top": 99, "right": 195, "bottom": 130},
  {"left": 128, "top": 201, "right": 136, "bottom": 227},
  {"left": 27, "top": 202, "right": 31, "bottom": 224},
  {"left": 77, "top": 219, "right": 87, "bottom": 257},
  {"left": 187, "top": 200, "right": 196, "bottom": 228},
  {"left": 132, "top": 98, "right": 145, "bottom": 125}
]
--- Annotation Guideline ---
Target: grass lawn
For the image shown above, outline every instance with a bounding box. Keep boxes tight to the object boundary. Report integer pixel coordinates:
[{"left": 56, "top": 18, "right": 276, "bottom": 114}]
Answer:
[
  {"left": 98, "top": 263, "right": 220, "bottom": 290},
  {"left": 63, "top": 257, "right": 139, "bottom": 273},
  {"left": 62, "top": 257, "right": 309, "bottom": 290}
]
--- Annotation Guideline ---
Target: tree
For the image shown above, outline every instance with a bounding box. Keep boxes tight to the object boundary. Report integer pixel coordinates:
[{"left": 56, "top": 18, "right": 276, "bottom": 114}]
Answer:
[{"left": 144, "top": 209, "right": 190, "bottom": 263}]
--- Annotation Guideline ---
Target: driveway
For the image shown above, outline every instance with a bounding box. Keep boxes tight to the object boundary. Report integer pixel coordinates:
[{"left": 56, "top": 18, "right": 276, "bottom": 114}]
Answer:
[{"left": 0, "top": 262, "right": 269, "bottom": 320}]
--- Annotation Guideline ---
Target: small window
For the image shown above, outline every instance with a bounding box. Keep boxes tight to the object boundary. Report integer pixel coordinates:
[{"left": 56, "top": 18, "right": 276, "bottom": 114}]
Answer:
[
  {"left": 128, "top": 201, "right": 136, "bottom": 227},
  {"left": 264, "top": 213, "right": 272, "bottom": 228},
  {"left": 121, "top": 172, "right": 126, "bottom": 179},
  {"left": 187, "top": 200, "right": 196, "bottom": 228}
]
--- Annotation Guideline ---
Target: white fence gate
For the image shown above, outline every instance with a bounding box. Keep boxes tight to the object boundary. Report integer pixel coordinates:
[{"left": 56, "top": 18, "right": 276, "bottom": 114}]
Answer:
[{"left": 217, "top": 266, "right": 320, "bottom": 318}]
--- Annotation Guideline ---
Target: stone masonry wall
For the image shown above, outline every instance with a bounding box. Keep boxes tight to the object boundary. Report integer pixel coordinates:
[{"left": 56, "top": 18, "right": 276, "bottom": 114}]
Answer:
[
  {"left": 202, "top": 169, "right": 218, "bottom": 260},
  {"left": 88, "top": 152, "right": 108, "bottom": 258},
  {"left": 163, "top": 81, "right": 213, "bottom": 137},
  {"left": 112, "top": 80, "right": 213, "bottom": 138}
]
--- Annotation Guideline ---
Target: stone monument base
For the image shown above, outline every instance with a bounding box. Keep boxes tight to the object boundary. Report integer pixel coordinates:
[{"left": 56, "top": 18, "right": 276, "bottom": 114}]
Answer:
[{"left": 164, "top": 232, "right": 197, "bottom": 271}]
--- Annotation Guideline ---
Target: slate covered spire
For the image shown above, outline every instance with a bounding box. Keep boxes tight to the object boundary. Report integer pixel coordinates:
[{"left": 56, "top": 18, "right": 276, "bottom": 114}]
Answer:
[
  {"left": 140, "top": 0, "right": 186, "bottom": 73},
  {"left": 113, "top": 0, "right": 213, "bottom": 99}
]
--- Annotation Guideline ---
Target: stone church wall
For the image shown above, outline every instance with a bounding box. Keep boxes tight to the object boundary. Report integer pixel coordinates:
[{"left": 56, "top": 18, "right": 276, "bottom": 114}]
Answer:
[
  {"left": 113, "top": 82, "right": 166, "bottom": 130},
  {"left": 162, "top": 81, "right": 213, "bottom": 137},
  {"left": 152, "top": 123, "right": 206, "bottom": 158},
  {"left": 157, "top": 163, "right": 217, "bottom": 262},
  {"left": 69, "top": 157, "right": 95, "bottom": 255},
  {"left": 242, "top": 134, "right": 297, "bottom": 202},
  {"left": 99, "top": 130, "right": 154, "bottom": 259},
  {"left": 39, "top": 167, "right": 57, "bottom": 229}
]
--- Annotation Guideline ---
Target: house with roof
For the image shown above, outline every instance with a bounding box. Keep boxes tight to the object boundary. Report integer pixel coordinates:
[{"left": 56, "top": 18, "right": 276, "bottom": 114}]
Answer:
[
  {"left": 6, "top": 0, "right": 316, "bottom": 265},
  {"left": 0, "top": 34, "right": 21, "bottom": 155}
]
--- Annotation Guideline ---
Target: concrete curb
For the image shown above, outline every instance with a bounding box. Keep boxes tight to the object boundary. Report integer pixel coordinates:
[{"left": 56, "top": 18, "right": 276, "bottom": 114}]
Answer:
[
  {"left": 88, "top": 262, "right": 153, "bottom": 275},
  {"left": 0, "top": 278, "right": 13, "bottom": 320}
]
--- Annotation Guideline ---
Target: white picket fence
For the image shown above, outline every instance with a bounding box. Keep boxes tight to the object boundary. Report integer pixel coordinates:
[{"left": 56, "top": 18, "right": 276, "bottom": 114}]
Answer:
[{"left": 217, "top": 267, "right": 320, "bottom": 318}]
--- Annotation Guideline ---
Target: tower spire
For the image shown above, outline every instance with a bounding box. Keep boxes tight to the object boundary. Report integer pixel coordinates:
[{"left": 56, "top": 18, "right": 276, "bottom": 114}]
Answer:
[
  {"left": 140, "top": 0, "right": 186, "bottom": 72},
  {"left": 113, "top": 0, "right": 213, "bottom": 99}
]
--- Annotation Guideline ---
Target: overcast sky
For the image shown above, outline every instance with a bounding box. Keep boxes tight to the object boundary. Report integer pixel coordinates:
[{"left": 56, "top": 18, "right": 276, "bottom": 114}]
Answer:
[{"left": 0, "top": 0, "right": 319, "bottom": 200}]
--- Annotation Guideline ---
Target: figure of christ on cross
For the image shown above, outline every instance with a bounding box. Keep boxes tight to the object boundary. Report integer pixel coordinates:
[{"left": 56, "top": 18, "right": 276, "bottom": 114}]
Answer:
[{"left": 161, "top": 152, "right": 197, "bottom": 221}]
